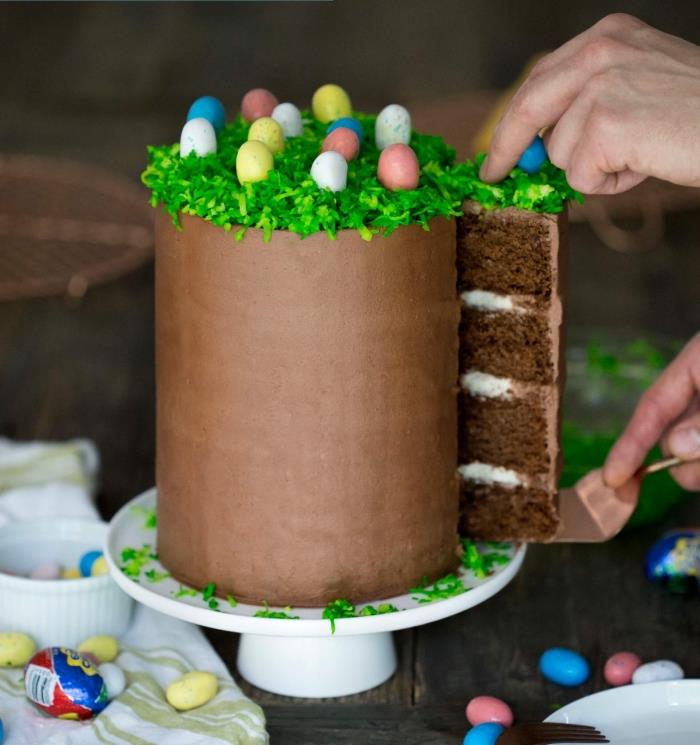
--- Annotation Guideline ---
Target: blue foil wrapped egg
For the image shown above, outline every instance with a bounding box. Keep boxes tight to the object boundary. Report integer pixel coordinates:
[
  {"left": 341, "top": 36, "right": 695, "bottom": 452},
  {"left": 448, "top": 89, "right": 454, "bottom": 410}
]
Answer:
[
  {"left": 517, "top": 135, "right": 547, "bottom": 174},
  {"left": 327, "top": 117, "right": 364, "bottom": 143},
  {"left": 539, "top": 647, "right": 590, "bottom": 687},
  {"left": 645, "top": 529, "right": 700, "bottom": 594},
  {"left": 464, "top": 722, "right": 505, "bottom": 745},
  {"left": 187, "top": 96, "right": 226, "bottom": 133}
]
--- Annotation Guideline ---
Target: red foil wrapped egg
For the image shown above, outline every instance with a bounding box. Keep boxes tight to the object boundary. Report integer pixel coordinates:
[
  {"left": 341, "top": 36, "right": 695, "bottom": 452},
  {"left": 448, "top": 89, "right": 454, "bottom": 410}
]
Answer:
[
  {"left": 377, "top": 143, "right": 420, "bottom": 191},
  {"left": 322, "top": 127, "right": 360, "bottom": 161}
]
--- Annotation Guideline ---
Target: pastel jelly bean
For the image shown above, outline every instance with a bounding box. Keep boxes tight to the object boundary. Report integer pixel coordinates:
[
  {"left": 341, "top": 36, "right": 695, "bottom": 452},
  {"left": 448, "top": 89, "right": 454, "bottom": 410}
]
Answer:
[
  {"left": 79, "top": 550, "right": 103, "bottom": 577},
  {"left": 377, "top": 143, "right": 420, "bottom": 190},
  {"left": 517, "top": 135, "right": 547, "bottom": 174},
  {"left": 310, "top": 151, "right": 347, "bottom": 192},
  {"left": 248, "top": 116, "right": 285, "bottom": 154},
  {"left": 466, "top": 696, "right": 513, "bottom": 727},
  {"left": 78, "top": 635, "right": 118, "bottom": 664},
  {"left": 179, "top": 118, "right": 217, "bottom": 158},
  {"left": 0, "top": 632, "right": 36, "bottom": 668},
  {"left": 236, "top": 141, "right": 274, "bottom": 183},
  {"left": 539, "top": 647, "right": 590, "bottom": 687},
  {"left": 632, "top": 660, "right": 684, "bottom": 684},
  {"left": 166, "top": 671, "right": 218, "bottom": 711},
  {"left": 30, "top": 560, "right": 61, "bottom": 580},
  {"left": 241, "top": 88, "right": 278, "bottom": 123},
  {"left": 99, "top": 662, "right": 126, "bottom": 699},
  {"left": 322, "top": 127, "right": 360, "bottom": 161},
  {"left": 187, "top": 96, "right": 226, "bottom": 133},
  {"left": 312, "top": 84, "right": 352, "bottom": 124},
  {"left": 464, "top": 722, "right": 505, "bottom": 745},
  {"left": 272, "top": 102, "right": 303, "bottom": 138},
  {"left": 604, "top": 651, "right": 642, "bottom": 686},
  {"left": 327, "top": 116, "right": 363, "bottom": 142}
]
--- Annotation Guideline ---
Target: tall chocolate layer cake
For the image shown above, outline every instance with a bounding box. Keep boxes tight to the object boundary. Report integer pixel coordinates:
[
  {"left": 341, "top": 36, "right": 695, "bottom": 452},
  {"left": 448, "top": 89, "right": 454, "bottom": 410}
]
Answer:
[{"left": 457, "top": 203, "right": 566, "bottom": 541}]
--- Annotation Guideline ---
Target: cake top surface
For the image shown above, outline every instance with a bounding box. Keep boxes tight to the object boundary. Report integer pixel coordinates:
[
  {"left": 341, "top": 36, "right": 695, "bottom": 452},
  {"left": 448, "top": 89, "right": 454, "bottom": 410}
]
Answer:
[{"left": 143, "top": 88, "right": 580, "bottom": 241}]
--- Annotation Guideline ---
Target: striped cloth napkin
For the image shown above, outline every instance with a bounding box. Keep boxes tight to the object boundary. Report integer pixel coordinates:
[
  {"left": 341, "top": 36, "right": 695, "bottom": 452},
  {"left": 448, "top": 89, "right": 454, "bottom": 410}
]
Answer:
[{"left": 0, "top": 438, "right": 268, "bottom": 745}]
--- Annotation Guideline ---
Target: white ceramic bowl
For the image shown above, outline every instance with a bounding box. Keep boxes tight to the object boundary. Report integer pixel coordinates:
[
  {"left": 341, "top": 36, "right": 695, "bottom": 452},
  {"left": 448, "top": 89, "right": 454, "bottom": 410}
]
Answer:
[{"left": 0, "top": 518, "right": 134, "bottom": 647}]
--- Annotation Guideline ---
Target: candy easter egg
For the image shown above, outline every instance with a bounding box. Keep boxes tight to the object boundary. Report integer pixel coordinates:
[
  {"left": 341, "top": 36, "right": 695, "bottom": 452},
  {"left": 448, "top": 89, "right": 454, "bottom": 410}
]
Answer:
[
  {"left": 322, "top": 127, "right": 360, "bottom": 161},
  {"left": 78, "top": 635, "right": 119, "bottom": 664},
  {"left": 464, "top": 722, "right": 505, "bottom": 745},
  {"left": 517, "top": 135, "right": 547, "bottom": 174},
  {"left": 312, "top": 84, "right": 352, "bottom": 124},
  {"left": 236, "top": 141, "right": 274, "bottom": 183},
  {"left": 375, "top": 104, "right": 411, "bottom": 150},
  {"left": 377, "top": 143, "right": 420, "bottom": 190},
  {"left": 91, "top": 555, "right": 109, "bottom": 576},
  {"left": 248, "top": 116, "right": 285, "bottom": 154},
  {"left": 99, "top": 662, "right": 126, "bottom": 699},
  {"left": 539, "top": 647, "right": 590, "bottom": 687},
  {"left": 632, "top": 660, "right": 684, "bottom": 684},
  {"left": 327, "top": 116, "right": 363, "bottom": 142},
  {"left": 604, "top": 651, "right": 642, "bottom": 686},
  {"left": 30, "top": 560, "right": 61, "bottom": 580},
  {"left": 645, "top": 529, "right": 700, "bottom": 594},
  {"left": 310, "top": 151, "right": 348, "bottom": 192},
  {"left": 466, "top": 696, "right": 513, "bottom": 727},
  {"left": 79, "top": 550, "right": 103, "bottom": 577},
  {"left": 272, "top": 102, "right": 303, "bottom": 138},
  {"left": 166, "top": 671, "right": 218, "bottom": 711},
  {"left": 241, "top": 88, "right": 278, "bottom": 122},
  {"left": 61, "top": 566, "right": 81, "bottom": 579},
  {"left": 187, "top": 96, "right": 226, "bottom": 133},
  {"left": 0, "top": 632, "right": 36, "bottom": 668},
  {"left": 180, "top": 118, "right": 217, "bottom": 158}
]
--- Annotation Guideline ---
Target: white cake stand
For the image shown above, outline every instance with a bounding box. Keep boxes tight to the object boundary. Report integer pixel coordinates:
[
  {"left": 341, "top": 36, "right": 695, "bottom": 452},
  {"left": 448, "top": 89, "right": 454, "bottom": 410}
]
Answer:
[{"left": 105, "top": 489, "right": 526, "bottom": 698}]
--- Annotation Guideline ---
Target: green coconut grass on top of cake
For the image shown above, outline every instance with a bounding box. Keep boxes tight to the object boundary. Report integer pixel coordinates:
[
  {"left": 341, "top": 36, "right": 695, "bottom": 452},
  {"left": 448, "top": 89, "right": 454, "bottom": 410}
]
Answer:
[{"left": 142, "top": 110, "right": 581, "bottom": 242}]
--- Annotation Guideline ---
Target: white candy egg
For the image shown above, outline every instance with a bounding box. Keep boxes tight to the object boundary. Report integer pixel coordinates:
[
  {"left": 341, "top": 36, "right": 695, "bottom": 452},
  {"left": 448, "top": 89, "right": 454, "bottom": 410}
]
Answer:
[
  {"left": 632, "top": 660, "right": 684, "bottom": 684},
  {"left": 272, "top": 102, "right": 303, "bottom": 138},
  {"left": 375, "top": 104, "right": 411, "bottom": 150},
  {"left": 99, "top": 662, "right": 126, "bottom": 699},
  {"left": 310, "top": 151, "right": 348, "bottom": 192},
  {"left": 180, "top": 118, "right": 217, "bottom": 157}
]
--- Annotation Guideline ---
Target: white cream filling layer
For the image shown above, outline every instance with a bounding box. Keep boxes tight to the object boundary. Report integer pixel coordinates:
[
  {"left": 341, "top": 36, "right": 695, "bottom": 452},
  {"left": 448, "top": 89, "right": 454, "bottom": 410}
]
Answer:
[
  {"left": 460, "top": 370, "right": 513, "bottom": 399},
  {"left": 461, "top": 290, "right": 516, "bottom": 312},
  {"left": 458, "top": 462, "right": 522, "bottom": 487}
]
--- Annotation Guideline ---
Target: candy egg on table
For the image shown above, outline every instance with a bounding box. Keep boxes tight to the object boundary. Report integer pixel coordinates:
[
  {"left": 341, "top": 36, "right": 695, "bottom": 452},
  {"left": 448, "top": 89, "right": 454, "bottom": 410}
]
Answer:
[
  {"left": 236, "top": 141, "right": 274, "bottom": 183},
  {"left": 241, "top": 88, "right": 279, "bottom": 122},
  {"left": 604, "top": 651, "right": 642, "bottom": 686},
  {"left": 180, "top": 118, "right": 217, "bottom": 158},
  {"left": 327, "top": 116, "right": 364, "bottom": 142},
  {"left": 312, "top": 83, "right": 352, "bottom": 123},
  {"left": 248, "top": 116, "right": 285, "bottom": 155},
  {"left": 632, "top": 659, "right": 684, "bottom": 684},
  {"left": 99, "top": 662, "right": 126, "bottom": 699},
  {"left": 377, "top": 143, "right": 420, "bottom": 191},
  {"left": 645, "top": 529, "right": 700, "bottom": 594},
  {"left": 79, "top": 550, "right": 103, "bottom": 577},
  {"left": 24, "top": 647, "right": 107, "bottom": 720},
  {"left": 166, "top": 670, "right": 218, "bottom": 711},
  {"left": 310, "top": 151, "right": 348, "bottom": 192},
  {"left": 272, "top": 102, "right": 303, "bottom": 138},
  {"left": 539, "top": 647, "right": 590, "bottom": 687},
  {"left": 30, "top": 559, "right": 62, "bottom": 580},
  {"left": 187, "top": 95, "right": 226, "bottom": 133},
  {"left": 466, "top": 695, "right": 513, "bottom": 727},
  {"left": 517, "top": 135, "right": 547, "bottom": 174},
  {"left": 464, "top": 722, "right": 505, "bottom": 745},
  {"left": 0, "top": 632, "right": 36, "bottom": 668},
  {"left": 322, "top": 127, "right": 360, "bottom": 161},
  {"left": 78, "top": 635, "right": 119, "bottom": 664},
  {"left": 375, "top": 104, "right": 411, "bottom": 150}
]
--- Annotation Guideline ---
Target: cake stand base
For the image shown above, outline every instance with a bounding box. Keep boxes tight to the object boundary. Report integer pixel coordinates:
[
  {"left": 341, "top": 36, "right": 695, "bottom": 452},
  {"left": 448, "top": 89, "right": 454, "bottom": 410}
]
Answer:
[{"left": 237, "top": 631, "right": 397, "bottom": 697}]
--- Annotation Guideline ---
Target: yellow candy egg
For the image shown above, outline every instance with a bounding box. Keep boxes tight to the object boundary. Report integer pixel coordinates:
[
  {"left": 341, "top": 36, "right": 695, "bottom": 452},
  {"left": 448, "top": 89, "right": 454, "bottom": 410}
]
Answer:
[
  {"left": 78, "top": 635, "right": 119, "bottom": 663},
  {"left": 0, "top": 632, "right": 36, "bottom": 667},
  {"left": 311, "top": 84, "right": 352, "bottom": 123},
  {"left": 61, "top": 567, "right": 81, "bottom": 579},
  {"left": 166, "top": 671, "right": 218, "bottom": 711},
  {"left": 91, "top": 556, "right": 109, "bottom": 576},
  {"left": 247, "top": 117, "right": 285, "bottom": 155},
  {"left": 236, "top": 141, "right": 274, "bottom": 184}
]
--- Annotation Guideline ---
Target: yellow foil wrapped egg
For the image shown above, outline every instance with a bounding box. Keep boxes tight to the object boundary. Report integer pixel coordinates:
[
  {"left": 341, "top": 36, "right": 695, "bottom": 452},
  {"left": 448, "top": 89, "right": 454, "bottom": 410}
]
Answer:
[
  {"left": 236, "top": 141, "right": 274, "bottom": 183},
  {"left": 311, "top": 84, "right": 352, "bottom": 123},
  {"left": 247, "top": 117, "right": 285, "bottom": 155}
]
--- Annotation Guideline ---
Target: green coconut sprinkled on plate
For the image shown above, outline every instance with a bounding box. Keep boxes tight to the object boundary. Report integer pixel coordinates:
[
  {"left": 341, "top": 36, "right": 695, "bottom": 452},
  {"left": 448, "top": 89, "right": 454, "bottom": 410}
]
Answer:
[{"left": 254, "top": 602, "right": 299, "bottom": 620}]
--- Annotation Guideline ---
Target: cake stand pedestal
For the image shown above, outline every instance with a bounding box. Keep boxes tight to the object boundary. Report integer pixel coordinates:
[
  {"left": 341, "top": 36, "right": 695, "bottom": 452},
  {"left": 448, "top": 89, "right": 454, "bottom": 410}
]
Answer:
[{"left": 105, "top": 489, "right": 526, "bottom": 698}]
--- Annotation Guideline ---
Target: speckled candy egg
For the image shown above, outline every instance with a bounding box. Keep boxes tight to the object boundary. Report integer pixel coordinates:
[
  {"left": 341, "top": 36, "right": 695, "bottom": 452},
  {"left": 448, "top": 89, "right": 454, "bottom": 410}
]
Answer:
[
  {"left": 187, "top": 96, "right": 226, "bottom": 133},
  {"left": 464, "top": 722, "right": 505, "bottom": 745},
  {"left": 310, "top": 151, "right": 348, "bottom": 192},
  {"left": 466, "top": 696, "right": 513, "bottom": 727},
  {"left": 377, "top": 143, "right": 420, "bottom": 191},
  {"left": 632, "top": 660, "right": 684, "bottom": 685},
  {"left": 312, "top": 84, "right": 352, "bottom": 124},
  {"left": 539, "top": 647, "right": 590, "bottom": 687},
  {"left": 375, "top": 104, "right": 411, "bottom": 150},
  {"left": 241, "top": 88, "right": 279, "bottom": 122},
  {"left": 248, "top": 116, "right": 285, "bottom": 155},
  {"left": 166, "top": 671, "right": 218, "bottom": 711},
  {"left": 604, "top": 652, "right": 642, "bottom": 686},
  {"left": 99, "top": 662, "right": 126, "bottom": 699},
  {"left": 79, "top": 550, "right": 103, "bottom": 577},
  {"left": 30, "top": 560, "right": 61, "bottom": 580},
  {"left": 0, "top": 632, "right": 36, "bottom": 668},
  {"left": 236, "top": 141, "right": 274, "bottom": 183},
  {"left": 78, "top": 635, "right": 118, "bottom": 664},
  {"left": 322, "top": 127, "right": 360, "bottom": 161},
  {"left": 645, "top": 529, "right": 700, "bottom": 594},
  {"left": 180, "top": 118, "right": 217, "bottom": 158},
  {"left": 272, "top": 102, "right": 303, "bottom": 138},
  {"left": 24, "top": 647, "right": 108, "bottom": 720},
  {"left": 517, "top": 135, "right": 547, "bottom": 174},
  {"left": 327, "top": 116, "right": 363, "bottom": 142}
]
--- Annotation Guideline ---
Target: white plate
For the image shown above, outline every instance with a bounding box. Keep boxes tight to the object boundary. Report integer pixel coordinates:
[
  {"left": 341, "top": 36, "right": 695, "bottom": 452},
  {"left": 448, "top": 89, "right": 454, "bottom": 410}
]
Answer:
[
  {"left": 546, "top": 680, "right": 700, "bottom": 744},
  {"left": 105, "top": 488, "right": 526, "bottom": 637}
]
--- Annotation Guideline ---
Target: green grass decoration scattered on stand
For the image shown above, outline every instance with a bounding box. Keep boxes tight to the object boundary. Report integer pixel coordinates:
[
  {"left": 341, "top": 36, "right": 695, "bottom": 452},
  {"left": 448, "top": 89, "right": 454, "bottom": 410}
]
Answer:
[
  {"left": 120, "top": 544, "right": 158, "bottom": 580},
  {"left": 460, "top": 539, "right": 511, "bottom": 579},
  {"left": 410, "top": 573, "right": 467, "bottom": 603},
  {"left": 254, "top": 602, "right": 299, "bottom": 620},
  {"left": 143, "top": 112, "right": 580, "bottom": 242}
]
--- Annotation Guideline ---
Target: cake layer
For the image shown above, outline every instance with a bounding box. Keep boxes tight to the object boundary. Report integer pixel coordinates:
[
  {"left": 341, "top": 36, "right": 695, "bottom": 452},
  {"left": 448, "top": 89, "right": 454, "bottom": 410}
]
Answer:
[{"left": 155, "top": 212, "right": 461, "bottom": 607}]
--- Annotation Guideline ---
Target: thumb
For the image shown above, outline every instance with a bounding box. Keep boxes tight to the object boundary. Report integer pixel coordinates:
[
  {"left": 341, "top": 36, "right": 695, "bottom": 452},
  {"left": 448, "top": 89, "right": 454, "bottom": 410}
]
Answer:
[{"left": 666, "top": 413, "right": 700, "bottom": 460}]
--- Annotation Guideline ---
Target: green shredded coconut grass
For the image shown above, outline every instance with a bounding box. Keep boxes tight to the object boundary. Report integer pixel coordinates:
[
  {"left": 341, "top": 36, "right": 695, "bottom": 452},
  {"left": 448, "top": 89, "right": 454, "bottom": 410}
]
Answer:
[
  {"left": 173, "top": 585, "right": 198, "bottom": 599},
  {"left": 142, "top": 111, "right": 580, "bottom": 242},
  {"left": 120, "top": 544, "right": 158, "bottom": 580},
  {"left": 460, "top": 539, "right": 511, "bottom": 579},
  {"left": 322, "top": 599, "right": 357, "bottom": 633},
  {"left": 226, "top": 594, "right": 238, "bottom": 608},
  {"left": 359, "top": 603, "right": 399, "bottom": 617},
  {"left": 410, "top": 573, "right": 467, "bottom": 603},
  {"left": 144, "top": 568, "right": 170, "bottom": 584},
  {"left": 131, "top": 505, "right": 157, "bottom": 529},
  {"left": 254, "top": 602, "right": 299, "bottom": 620}
]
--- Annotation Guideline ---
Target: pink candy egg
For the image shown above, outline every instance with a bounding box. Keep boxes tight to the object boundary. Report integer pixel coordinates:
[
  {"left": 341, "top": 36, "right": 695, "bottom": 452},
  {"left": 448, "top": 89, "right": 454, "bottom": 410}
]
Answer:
[
  {"left": 30, "top": 560, "right": 62, "bottom": 580},
  {"left": 604, "top": 652, "right": 642, "bottom": 686},
  {"left": 466, "top": 696, "right": 514, "bottom": 728},
  {"left": 322, "top": 127, "right": 359, "bottom": 161},
  {"left": 377, "top": 143, "right": 419, "bottom": 191},
  {"left": 241, "top": 88, "right": 279, "bottom": 123}
]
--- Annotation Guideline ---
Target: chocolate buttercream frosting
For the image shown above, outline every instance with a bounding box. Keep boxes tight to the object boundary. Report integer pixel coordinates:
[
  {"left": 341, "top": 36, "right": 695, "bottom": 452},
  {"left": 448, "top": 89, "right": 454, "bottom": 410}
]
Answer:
[{"left": 156, "top": 212, "right": 460, "bottom": 607}]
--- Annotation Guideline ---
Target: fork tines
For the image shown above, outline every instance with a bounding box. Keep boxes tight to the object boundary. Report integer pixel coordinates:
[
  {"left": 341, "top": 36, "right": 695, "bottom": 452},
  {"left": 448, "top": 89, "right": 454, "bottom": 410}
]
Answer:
[{"left": 502, "top": 722, "right": 609, "bottom": 744}]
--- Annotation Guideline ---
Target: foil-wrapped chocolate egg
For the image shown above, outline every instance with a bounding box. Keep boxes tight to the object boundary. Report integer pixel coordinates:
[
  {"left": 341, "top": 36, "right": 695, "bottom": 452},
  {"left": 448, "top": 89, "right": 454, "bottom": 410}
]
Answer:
[{"left": 645, "top": 529, "right": 700, "bottom": 594}]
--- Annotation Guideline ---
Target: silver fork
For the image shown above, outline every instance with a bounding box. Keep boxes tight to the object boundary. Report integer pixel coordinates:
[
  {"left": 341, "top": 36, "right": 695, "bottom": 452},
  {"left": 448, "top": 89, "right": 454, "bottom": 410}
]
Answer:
[{"left": 496, "top": 722, "right": 609, "bottom": 744}]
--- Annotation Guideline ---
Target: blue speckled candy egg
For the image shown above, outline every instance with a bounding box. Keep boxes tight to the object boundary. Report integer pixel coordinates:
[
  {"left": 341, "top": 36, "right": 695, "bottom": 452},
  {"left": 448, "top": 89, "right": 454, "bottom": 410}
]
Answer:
[
  {"left": 327, "top": 117, "right": 364, "bottom": 143},
  {"left": 517, "top": 135, "right": 547, "bottom": 174},
  {"left": 645, "top": 530, "right": 700, "bottom": 594},
  {"left": 79, "top": 550, "right": 103, "bottom": 578},
  {"left": 187, "top": 96, "right": 226, "bottom": 133},
  {"left": 464, "top": 722, "right": 504, "bottom": 745},
  {"left": 539, "top": 647, "right": 590, "bottom": 687}
]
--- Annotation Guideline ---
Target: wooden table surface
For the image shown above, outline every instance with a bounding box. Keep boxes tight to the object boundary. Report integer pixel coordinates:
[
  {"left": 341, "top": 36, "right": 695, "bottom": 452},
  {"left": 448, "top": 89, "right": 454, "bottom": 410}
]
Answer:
[{"left": 2, "top": 101, "right": 700, "bottom": 744}]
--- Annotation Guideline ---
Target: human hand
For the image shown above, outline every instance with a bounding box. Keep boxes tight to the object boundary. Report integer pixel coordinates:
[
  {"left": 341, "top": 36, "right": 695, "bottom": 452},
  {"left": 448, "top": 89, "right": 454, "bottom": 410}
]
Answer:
[
  {"left": 480, "top": 13, "right": 700, "bottom": 194},
  {"left": 604, "top": 333, "right": 700, "bottom": 497}
]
